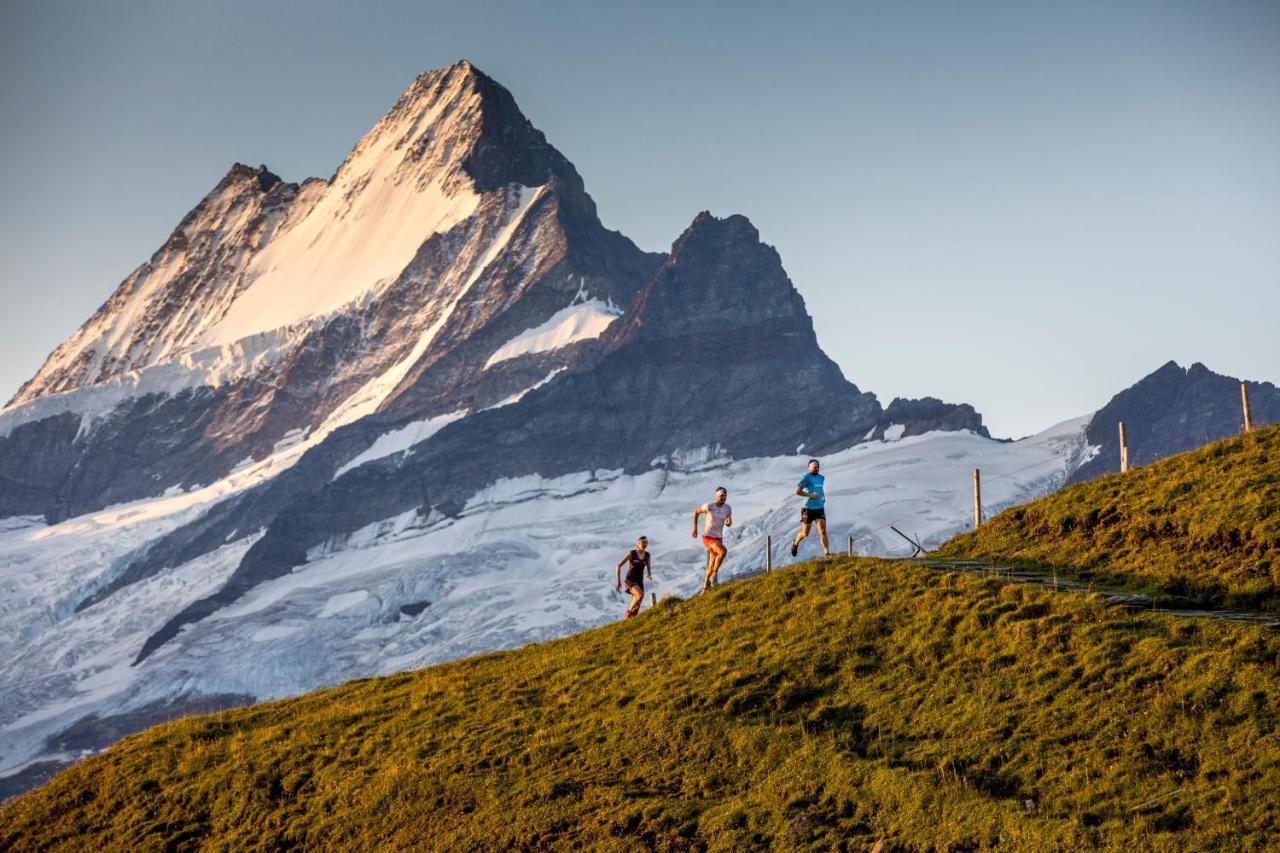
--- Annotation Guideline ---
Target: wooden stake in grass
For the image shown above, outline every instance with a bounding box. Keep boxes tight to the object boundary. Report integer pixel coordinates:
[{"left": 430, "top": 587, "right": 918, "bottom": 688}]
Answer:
[
  {"left": 1119, "top": 421, "right": 1129, "bottom": 473},
  {"left": 650, "top": 592, "right": 656, "bottom": 609},
  {"left": 847, "top": 534, "right": 853, "bottom": 557},
  {"left": 973, "top": 468, "right": 982, "bottom": 528},
  {"left": 765, "top": 535, "right": 772, "bottom": 572},
  {"left": 1242, "top": 382, "right": 1253, "bottom": 433}
]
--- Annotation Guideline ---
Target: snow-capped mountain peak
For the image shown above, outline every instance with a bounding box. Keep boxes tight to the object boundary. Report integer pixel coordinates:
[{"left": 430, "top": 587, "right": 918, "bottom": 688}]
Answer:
[{"left": 8, "top": 61, "right": 585, "bottom": 410}]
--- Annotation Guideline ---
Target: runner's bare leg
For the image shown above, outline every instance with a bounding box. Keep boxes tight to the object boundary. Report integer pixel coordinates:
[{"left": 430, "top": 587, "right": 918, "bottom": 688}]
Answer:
[
  {"left": 792, "top": 520, "right": 811, "bottom": 550},
  {"left": 816, "top": 518, "right": 830, "bottom": 556},
  {"left": 708, "top": 541, "right": 727, "bottom": 585}
]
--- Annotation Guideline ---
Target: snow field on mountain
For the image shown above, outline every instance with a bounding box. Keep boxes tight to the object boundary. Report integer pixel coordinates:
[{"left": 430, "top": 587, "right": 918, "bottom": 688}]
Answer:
[
  {"left": 203, "top": 174, "right": 479, "bottom": 347},
  {"left": 0, "top": 325, "right": 309, "bottom": 435},
  {"left": 200, "top": 77, "right": 488, "bottom": 347},
  {"left": 0, "top": 398, "right": 404, "bottom": 773},
  {"left": 333, "top": 361, "right": 567, "bottom": 482},
  {"left": 484, "top": 297, "right": 622, "bottom": 368},
  {"left": 333, "top": 411, "right": 467, "bottom": 479},
  {"left": 0, "top": 535, "right": 260, "bottom": 775},
  {"left": 483, "top": 368, "right": 566, "bottom": 411}
]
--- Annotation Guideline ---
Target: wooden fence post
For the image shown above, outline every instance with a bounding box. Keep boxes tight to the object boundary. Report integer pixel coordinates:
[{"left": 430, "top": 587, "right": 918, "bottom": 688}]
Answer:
[
  {"left": 650, "top": 592, "right": 657, "bottom": 608},
  {"left": 1242, "top": 382, "right": 1253, "bottom": 433},
  {"left": 847, "top": 534, "right": 853, "bottom": 557},
  {"left": 765, "top": 534, "right": 772, "bottom": 572},
  {"left": 1118, "top": 421, "right": 1129, "bottom": 473},
  {"left": 973, "top": 468, "right": 982, "bottom": 528}
]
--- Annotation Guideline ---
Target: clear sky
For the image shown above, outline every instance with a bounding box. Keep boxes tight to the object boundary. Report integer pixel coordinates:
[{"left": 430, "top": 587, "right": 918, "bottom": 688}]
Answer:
[{"left": 2, "top": 1, "right": 1277, "bottom": 437}]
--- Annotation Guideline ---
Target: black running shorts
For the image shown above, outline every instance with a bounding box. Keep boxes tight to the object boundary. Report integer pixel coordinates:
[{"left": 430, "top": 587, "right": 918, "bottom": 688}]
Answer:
[{"left": 801, "top": 507, "right": 826, "bottom": 524}]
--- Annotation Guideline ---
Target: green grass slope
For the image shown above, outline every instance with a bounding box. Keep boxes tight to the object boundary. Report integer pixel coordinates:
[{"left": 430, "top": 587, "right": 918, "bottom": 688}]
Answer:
[
  {"left": 4, "top": 558, "right": 1279, "bottom": 850},
  {"left": 937, "top": 424, "right": 1280, "bottom": 610}
]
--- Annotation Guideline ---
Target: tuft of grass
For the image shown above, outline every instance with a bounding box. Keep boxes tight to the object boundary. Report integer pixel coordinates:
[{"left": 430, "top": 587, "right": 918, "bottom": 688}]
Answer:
[
  {"left": 937, "top": 424, "right": 1280, "bottom": 611},
  {"left": 3, "top": 557, "right": 1280, "bottom": 850}
]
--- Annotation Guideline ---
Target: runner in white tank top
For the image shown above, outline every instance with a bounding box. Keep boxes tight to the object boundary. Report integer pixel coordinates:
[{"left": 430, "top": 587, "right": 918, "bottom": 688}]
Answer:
[
  {"left": 700, "top": 502, "right": 731, "bottom": 539},
  {"left": 691, "top": 487, "right": 732, "bottom": 594}
]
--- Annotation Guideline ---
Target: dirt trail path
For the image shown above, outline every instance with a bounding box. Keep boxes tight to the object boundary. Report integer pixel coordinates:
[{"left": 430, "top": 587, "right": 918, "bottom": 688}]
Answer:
[
  {"left": 918, "top": 558, "right": 1280, "bottom": 628},
  {"left": 723, "top": 557, "right": 1280, "bottom": 629}
]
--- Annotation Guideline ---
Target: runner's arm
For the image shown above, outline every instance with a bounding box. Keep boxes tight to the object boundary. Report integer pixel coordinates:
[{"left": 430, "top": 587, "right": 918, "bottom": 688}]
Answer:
[
  {"left": 691, "top": 506, "right": 704, "bottom": 537},
  {"left": 645, "top": 551, "right": 653, "bottom": 580}
]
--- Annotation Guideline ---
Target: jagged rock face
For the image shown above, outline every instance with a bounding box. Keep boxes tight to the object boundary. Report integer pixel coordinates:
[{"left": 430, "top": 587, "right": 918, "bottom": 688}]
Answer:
[
  {"left": 0, "top": 390, "right": 243, "bottom": 523},
  {"left": 599, "top": 212, "right": 883, "bottom": 457},
  {"left": 0, "top": 413, "right": 80, "bottom": 520},
  {"left": 874, "top": 397, "right": 989, "bottom": 441},
  {"left": 1070, "top": 361, "right": 1280, "bottom": 483}
]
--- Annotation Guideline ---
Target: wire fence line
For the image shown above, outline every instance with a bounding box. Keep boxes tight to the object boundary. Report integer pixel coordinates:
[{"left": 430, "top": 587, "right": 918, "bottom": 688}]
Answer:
[
  {"left": 843, "top": 452, "right": 1071, "bottom": 550},
  {"left": 752, "top": 412, "right": 1272, "bottom": 573}
]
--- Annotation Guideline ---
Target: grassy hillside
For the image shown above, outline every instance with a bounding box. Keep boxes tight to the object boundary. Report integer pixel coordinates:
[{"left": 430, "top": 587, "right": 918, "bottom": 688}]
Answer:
[
  {"left": 937, "top": 424, "right": 1280, "bottom": 610},
  {"left": 4, "top": 557, "right": 1279, "bottom": 850}
]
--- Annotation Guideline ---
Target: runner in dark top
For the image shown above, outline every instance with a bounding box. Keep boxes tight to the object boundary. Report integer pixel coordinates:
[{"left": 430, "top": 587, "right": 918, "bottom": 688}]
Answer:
[{"left": 614, "top": 536, "right": 653, "bottom": 619}]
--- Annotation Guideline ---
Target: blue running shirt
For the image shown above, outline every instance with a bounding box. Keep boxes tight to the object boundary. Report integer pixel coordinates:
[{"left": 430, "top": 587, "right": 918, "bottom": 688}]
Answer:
[{"left": 798, "top": 472, "right": 825, "bottom": 509}]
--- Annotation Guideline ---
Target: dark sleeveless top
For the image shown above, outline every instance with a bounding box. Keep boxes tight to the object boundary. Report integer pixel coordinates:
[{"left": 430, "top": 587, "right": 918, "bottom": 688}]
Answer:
[{"left": 624, "top": 549, "right": 650, "bottom": 585}]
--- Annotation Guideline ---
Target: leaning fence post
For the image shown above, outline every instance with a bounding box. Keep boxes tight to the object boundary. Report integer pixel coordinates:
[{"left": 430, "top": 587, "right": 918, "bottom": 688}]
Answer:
[
  {"left": 650, "top": 592, "right": 657, "bottom": 609},
  {"left": 973, "top": 468, "right": 982, "bottom": 528},
  {"left": 1119, "top": 421, "right": 1129, "bottom": 473},
  {"left": 765, "top": 535, "right": 772, "bottom": 572},
  {"left": 1242, "top": 382, "right": 1253, "bottom": 433},
  {"left": 847, "top": 534, "right": 853, "bottom": 557}
]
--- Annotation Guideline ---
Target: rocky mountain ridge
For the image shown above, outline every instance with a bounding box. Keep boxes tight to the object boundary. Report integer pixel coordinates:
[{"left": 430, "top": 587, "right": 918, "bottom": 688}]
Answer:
[{"left": 1070, "top": 360, "right": 1279, "bottom": 483}]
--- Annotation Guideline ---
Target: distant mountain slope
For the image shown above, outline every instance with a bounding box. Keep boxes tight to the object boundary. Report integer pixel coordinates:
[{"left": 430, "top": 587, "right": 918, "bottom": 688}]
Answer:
[
  {"left": 938, "top": 424, "right": 1280, "bottom": 609},
  {"left": 4, "top": 557, "right": 1279, "bottom": 849},
  {"left": 1070, "top": 361, "right": 1279, "bottom": 483}
]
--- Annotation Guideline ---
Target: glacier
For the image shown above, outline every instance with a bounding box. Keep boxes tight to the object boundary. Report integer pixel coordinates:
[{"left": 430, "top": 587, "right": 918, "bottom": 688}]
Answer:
[{"left": 0, "top": 416, "right": 1089, "bottom": 781}]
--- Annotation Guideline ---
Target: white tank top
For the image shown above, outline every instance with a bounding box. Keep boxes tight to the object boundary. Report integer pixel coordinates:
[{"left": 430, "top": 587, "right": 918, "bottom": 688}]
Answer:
[{"left": 701, "top": 502, "right": 731, "bottom": 538}]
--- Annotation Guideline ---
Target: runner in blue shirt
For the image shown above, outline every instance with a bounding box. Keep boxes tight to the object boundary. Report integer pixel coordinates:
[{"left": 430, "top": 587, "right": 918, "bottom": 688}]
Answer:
[{"left": 790, "top": 458, "right": 831, "bottom": 558}]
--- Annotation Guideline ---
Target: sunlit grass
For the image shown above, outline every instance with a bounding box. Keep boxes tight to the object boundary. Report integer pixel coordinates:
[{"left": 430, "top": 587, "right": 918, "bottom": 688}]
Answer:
[
  {"left": 4, "top": 555, "right": 1279, "bottom": 850},
  {"left": 938, "top": 424, "right": 1280, "bottom": 610}
]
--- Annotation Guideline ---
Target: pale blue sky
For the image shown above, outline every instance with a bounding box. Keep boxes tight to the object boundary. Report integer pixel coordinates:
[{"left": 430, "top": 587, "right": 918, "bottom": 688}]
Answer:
[{"left": 2, "top": 1, "right": 1277, "bottom": 437}]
